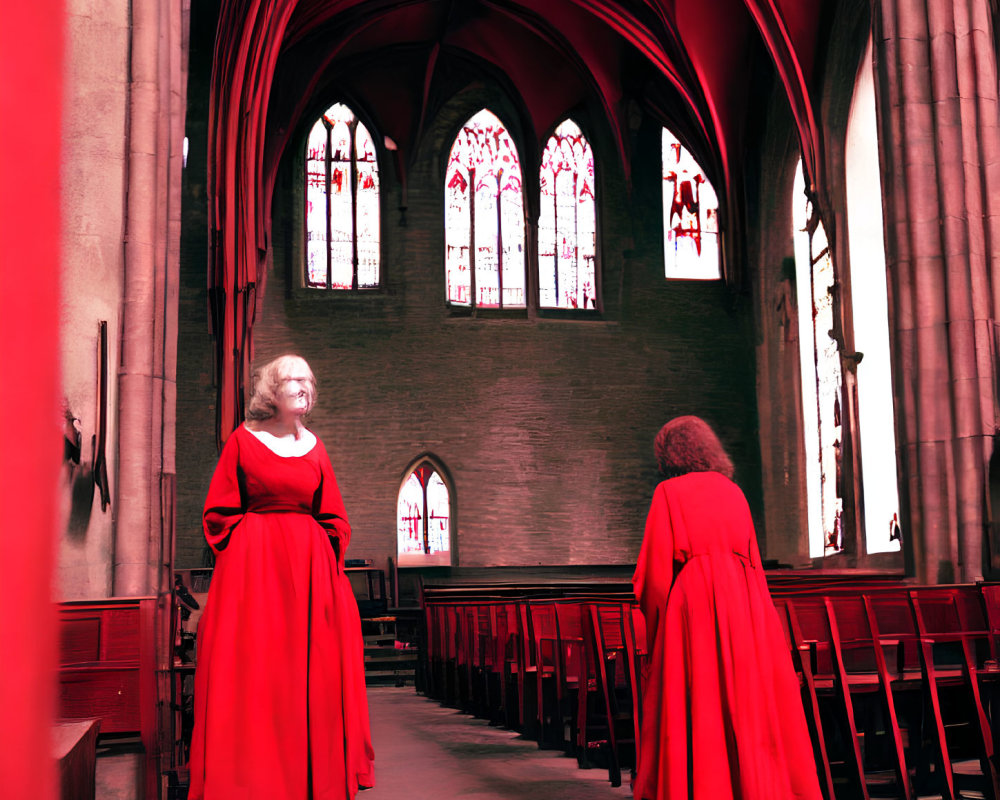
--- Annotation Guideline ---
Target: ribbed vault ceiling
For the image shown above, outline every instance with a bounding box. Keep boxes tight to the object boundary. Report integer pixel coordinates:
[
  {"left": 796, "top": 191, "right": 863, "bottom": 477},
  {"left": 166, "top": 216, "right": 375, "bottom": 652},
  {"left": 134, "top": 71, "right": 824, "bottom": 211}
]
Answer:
[
  {"left": 207, "top": 0, "right": 834, "bottom": 441},
  {"left": 255, "top": 0, "right": 830, "bottom": 202}
]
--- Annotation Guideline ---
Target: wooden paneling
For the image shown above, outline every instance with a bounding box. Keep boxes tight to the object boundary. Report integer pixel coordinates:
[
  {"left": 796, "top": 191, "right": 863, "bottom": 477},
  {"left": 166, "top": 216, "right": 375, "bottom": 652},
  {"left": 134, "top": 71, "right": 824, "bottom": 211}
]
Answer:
[{"left": 58, "top": 598, "right": 158, "bottom": 800}]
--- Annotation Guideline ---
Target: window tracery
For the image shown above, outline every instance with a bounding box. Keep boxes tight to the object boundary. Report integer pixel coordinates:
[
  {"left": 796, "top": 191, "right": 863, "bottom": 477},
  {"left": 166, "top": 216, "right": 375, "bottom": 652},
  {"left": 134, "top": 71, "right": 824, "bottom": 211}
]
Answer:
[
  {"left": 305, "top": 102, "right": 380, "bottom": 290},
  {"left": 661, "top": 128, "right": 720, "bottom": 280},
  {"left": 793, "top": 162, "right": 844, "bottom": 558},
  {"left": 539, "top": 119, "right": 597, "bottom": 309},
  {"left": 397, "top": 461, "right": 452, "bottom": 566},
  {"left": 445, "top": 109, "right": 525, "bottom": 308}
]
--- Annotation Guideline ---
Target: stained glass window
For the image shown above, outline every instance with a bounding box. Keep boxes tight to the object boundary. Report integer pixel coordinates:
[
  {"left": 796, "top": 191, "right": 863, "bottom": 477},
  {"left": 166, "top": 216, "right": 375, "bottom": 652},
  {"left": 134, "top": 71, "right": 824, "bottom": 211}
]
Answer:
[
  {"left": 662, "top": 128, "right": 720, "bottom": 279},
  {"left": 397, "top": 462, "right": 452, "bottom": 567},
  {"left": 847, "top": 37, "right": 900, "bottom": 555},
  {"left": 305, "top": 102, "right": 380, "bottom": 290},
  {"left": 445, "top": 109, "right": 525, "bottom": 308},
  {"left": 539, "top": 120, "right": 597, "bottom": 309},
  {"left": 793, "top": 161, "right": 844, "bottom": 558}
]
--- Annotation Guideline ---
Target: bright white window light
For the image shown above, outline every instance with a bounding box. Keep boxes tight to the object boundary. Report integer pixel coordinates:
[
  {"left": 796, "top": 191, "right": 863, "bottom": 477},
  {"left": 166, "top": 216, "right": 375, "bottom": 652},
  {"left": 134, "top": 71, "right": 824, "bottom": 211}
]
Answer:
[
  {"left": 846, "top": 36, "right": 900, "bottom": 554},
  {"left": 661, "top": 128, "right": 720, "bottom": 280},
  {"left": 793, "top": 162, "right": 843, "bottom": 559}
]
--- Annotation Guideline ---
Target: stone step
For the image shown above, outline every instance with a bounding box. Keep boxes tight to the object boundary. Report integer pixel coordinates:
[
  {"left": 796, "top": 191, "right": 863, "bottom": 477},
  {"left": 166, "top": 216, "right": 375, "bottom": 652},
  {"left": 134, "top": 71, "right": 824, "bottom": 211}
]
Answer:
[
  {"left": 365, "top": 668, "right": 417, "bottom": 686},
  {"left": 364, "top": 651, "right": 419, "bottom": 665},
  {"left": 363, "top": 634, "right": 398, "bottom": 645}
]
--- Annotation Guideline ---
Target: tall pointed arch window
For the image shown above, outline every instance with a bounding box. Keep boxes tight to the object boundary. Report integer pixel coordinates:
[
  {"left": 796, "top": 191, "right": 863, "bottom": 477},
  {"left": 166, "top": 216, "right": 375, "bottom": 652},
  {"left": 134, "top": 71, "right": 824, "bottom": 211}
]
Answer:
[
  {"left": 397, "top": 459, "right": 453, "bottom": 566},
  {"left": 846, "top": 36, "right": 900, "bottom": 555},
  {"left": 661, "top": 128, "right": 720, "bottom": 279},
  {"left": 793, "top": 161, "right": 844, "bottom": 558},
  {"left": 539, "top": 119, "right": 597, "bottom": 309},
  {"left": 305, "top": 102, "right": 380, "bottom": 290},
  {"left": 445, "top": 109, "right": 525, "bottom": 308}
]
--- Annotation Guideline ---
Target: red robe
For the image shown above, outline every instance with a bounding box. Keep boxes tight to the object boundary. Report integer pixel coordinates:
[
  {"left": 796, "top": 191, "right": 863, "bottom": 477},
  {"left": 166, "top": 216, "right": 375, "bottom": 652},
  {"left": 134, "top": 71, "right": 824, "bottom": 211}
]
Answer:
[
  {"left": 632, "top": 471, "right": 821, "bottom": 800},
  {"left": 188, "top": 424, "right": 375, "bottom": 800}
]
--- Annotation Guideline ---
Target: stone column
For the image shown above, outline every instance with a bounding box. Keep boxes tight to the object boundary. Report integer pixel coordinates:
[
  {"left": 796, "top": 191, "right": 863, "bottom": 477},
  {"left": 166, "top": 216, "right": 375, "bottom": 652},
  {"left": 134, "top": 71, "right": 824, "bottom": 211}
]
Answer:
[
  {"left": 875, "top": 0, "right": 1000, "bottom": 582},
  {"left": 114, "top": 0, "right": 186, "bottom": 597}
]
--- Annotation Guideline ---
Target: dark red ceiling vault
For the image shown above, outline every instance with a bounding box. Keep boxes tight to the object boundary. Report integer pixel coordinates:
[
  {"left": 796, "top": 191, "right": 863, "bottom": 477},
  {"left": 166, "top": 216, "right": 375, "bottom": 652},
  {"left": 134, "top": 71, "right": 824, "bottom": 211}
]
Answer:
[{"left": 208, "top": 0, "right": 832, "bottom": 445}]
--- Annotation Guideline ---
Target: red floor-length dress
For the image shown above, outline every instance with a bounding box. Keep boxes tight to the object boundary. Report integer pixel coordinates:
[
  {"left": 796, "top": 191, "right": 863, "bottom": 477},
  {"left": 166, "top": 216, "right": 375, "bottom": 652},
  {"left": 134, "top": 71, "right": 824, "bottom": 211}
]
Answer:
[
  {"left": 188, "top": 424, "right": 375, "bottom": 800},
  {"left": 632, "top": 471, "right": 821, "bottom": 800}
]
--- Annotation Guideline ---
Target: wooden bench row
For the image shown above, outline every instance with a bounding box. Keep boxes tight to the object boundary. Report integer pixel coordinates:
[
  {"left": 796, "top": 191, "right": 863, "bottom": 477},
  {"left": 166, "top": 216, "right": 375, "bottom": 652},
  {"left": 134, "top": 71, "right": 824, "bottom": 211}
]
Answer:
[
  {"left": 775, "top": 584, "right": 1000, "bottom": 800},
  {"left": 421, "top": 587, "right": 643, "bottom": 787},
  {"left": 421, "top": 580, "right": 1000, "bottom": 800}
]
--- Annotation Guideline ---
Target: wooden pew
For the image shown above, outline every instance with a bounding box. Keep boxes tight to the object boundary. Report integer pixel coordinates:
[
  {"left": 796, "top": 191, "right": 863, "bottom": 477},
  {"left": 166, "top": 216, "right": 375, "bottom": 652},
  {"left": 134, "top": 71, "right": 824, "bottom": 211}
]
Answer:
[
  {"left": 785, "top": 585, "right": 1000, "bottom": 800},
  {"left": 909, "top": 586, "right": 999, "bottom": 799},
  {"left": 420, "top": 572, "right": 1000, "bottom": 798},
  {"left": 581, "top": 600, "right": 641, "bottom": 787},
  {"left": 58, "top": 597, "right": 159, "bottom": 800},
  {"left": 420, "top": 575, "right": 639, "bottom": 783}
]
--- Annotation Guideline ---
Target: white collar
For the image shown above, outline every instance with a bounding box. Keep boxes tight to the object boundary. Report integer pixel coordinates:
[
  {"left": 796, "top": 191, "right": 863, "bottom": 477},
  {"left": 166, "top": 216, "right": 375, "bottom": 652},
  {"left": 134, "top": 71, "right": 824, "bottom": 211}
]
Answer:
[{"left": 245, "top": 424, "right": 317, "bottom": 457}]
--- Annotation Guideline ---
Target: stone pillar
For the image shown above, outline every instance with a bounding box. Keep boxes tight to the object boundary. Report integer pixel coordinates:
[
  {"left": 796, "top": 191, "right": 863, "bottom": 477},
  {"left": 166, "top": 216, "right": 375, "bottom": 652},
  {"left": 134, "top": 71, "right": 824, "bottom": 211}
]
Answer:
[
  {"left": 875, "top": 0, "right": 1000, "bottom": 582},
  {"left": 114, "top": 0, "right": 186, "bottom": 596}
]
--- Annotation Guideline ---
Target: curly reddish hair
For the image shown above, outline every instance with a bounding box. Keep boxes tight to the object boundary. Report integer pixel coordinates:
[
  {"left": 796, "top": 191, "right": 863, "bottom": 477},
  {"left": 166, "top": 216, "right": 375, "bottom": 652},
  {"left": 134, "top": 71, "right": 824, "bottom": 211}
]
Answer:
[{"left": 654, "top": 415, "right": 734, "bottom": 479}]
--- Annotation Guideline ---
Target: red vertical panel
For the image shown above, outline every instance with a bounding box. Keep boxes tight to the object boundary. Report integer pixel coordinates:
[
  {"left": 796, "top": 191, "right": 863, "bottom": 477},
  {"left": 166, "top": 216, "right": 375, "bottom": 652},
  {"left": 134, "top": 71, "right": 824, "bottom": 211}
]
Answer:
[
  {"left": 0, "top": 1, "right": 64, "bottom": 799},
  {"left": 209, "top": 0, "right": 299, "bottom": 446}
]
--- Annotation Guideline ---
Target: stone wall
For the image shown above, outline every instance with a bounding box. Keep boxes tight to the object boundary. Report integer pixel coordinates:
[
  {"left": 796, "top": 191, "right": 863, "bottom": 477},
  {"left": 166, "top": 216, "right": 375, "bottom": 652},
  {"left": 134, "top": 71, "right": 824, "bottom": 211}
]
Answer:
[
  {"left": 174, "top": 7, "right": 762, "bottom": 569},
  {"left": 56, "top": 0, "right": 131, "bottom": 598}
]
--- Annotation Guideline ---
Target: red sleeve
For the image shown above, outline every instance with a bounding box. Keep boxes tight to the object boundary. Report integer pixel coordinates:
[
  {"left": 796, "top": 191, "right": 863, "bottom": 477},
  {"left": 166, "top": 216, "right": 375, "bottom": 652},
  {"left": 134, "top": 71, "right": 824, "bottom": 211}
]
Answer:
[
  {"left": 632, "top": 483, "right": 673, "bottom": 653},
  {"left": 313, "top": 439, "right": 352, "bottom": 562},
  {"left": 203, "top": 432, "right": 245, "bottom": 553}
]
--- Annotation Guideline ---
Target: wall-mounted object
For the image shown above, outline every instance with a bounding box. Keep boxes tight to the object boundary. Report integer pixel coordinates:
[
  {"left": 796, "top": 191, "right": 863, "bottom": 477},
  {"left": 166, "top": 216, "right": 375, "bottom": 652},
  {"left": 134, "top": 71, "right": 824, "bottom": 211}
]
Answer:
[{"left": 93, "top": 320, "right": 110, "bottom": 511}]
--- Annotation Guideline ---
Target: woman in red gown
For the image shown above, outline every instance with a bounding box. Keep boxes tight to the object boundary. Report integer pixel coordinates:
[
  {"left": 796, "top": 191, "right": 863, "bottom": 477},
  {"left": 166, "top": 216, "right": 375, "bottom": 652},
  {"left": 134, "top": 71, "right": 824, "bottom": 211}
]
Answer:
[
  {"left": 632, "top": 416, "right": 821, "bottom": 800},
  {"left": 188, "top": 355, "right": 375, "bottom": 800}
]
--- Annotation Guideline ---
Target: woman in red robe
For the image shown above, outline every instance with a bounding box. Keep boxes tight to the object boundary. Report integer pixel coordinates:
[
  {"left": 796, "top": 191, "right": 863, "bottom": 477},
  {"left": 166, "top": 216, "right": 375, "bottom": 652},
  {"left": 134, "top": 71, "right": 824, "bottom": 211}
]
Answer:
[
  {"left": 188, "top": 354, "right": 375, "bottom": 800},
  {"left": 632, "top": 416, "right": 821, "bottom": 800}
]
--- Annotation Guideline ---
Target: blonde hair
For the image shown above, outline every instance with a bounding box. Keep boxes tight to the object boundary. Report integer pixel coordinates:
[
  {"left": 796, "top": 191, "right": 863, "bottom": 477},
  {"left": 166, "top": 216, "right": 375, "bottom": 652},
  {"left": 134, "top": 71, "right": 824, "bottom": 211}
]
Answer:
[{"left": 245, "top": 354, "right": 317, "bottom": 421}]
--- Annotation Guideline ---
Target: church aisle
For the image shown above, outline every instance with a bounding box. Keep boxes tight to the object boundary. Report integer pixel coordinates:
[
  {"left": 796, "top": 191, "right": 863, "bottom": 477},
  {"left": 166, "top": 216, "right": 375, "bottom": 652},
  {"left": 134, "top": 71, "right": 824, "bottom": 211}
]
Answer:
[{"left": 363, "top": 686, "right": 634, "bottom": 800}]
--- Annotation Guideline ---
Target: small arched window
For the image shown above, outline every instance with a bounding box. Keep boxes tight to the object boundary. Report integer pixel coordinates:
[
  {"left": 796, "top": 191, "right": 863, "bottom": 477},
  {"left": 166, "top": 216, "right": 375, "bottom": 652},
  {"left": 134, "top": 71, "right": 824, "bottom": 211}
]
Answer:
[
  {"left": 539, "top": 119, "right": 597, "bottom": 310},
  {"left": 305, "top": 102, "right": 380, "bottom": 290},
  {"left": 396, "top": 459, "right": 453, "bottom": 566},
  {"left": 445, "top": 109, "right": 525, "bottom": 308},
  {"left": 793, "top": 160, "right": 843, "bottom": 558},
  {"left": 661, "top": 128, "right": 720, "bottom": 279}
]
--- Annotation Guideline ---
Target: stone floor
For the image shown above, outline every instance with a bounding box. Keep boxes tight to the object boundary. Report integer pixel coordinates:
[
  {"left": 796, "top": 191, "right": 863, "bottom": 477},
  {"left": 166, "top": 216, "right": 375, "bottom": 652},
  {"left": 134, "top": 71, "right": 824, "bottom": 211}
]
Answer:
[
  {"left": 362, "top": 687, "right": 634, "bottom": 800},
  {"left": 94, "top": 686, "right": 994, "bottom": 799},
  {"left": 96, "top": 686, "right": 633, "bottom": 800}
]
